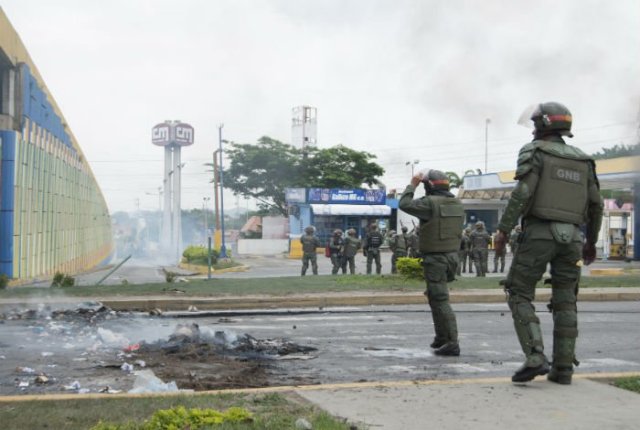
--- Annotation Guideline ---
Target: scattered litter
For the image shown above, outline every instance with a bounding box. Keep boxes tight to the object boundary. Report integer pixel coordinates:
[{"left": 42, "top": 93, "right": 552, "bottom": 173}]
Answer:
[
  {"left": 120, "top": 362, "right": 134, "bottom": 373},
  {"left": 149, "top": 308, "right": 163, "bottom": 316},
  {"left": 135, "top": 359, "right": 146, "bottom": 368},
  {"left": 364, "top": 347, "right": 397, "bottom": 351},
  {"left": 16, "top": 366, "right": 36, "bottom": 374},
  {"left": 295, "top": 418, "right": 313, "bottom": 430},
  {"left": 41, "top": 351, "right": 54, "bottom": 357},
  {"left": 129, "top": 370, "right": 181, "bottom": 394},
  {"left": 276, "top": 354, "right": 316, "bottom": 361},
  {"left": 34, "top": 375, "right": 49, "bottom": 384},
  {"left": 99, "top": 386, "right": 122, "bottom": 394},
  {"left": 188, "top": 305, "right": 198, "bottom": 312},
  {"left": 18, "top": 381, "right": 29, "bottom": 388},
  {"left": 64, "top": 381, "right": 81, "bottom": 391}
]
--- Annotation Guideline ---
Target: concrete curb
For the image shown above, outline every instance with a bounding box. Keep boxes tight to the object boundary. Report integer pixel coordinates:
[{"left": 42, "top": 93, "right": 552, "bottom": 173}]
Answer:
[{"left": 98, "top": 289, "right": 640, "bottom": 311}]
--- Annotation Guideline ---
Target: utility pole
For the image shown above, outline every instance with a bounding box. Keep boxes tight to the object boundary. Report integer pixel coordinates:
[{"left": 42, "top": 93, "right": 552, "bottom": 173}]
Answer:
[
  {"left": 203, "top": 196, "right": 210, "bottom": 243},
  {"left": 218, "top": 124, "right": 228, "bottom": 258}
]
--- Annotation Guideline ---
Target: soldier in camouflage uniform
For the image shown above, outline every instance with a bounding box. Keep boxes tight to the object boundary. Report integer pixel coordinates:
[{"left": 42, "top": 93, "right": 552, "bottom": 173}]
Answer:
[
  {"left": 390, "top": 226, "right": 410, "bottom": 274},
  {"left": 364, "top": 225, "right": 384, "bottom": 275},
  {"left": 328, "top": 229, "right": 346, "bottom": 275},
  {"left": 399, "top": 169, "right": 464, "bottom": 356},
  {"left": 457, "top": 228, "right": 472, "bottom": 275},
  {"left": 300, "top": 226, "right": 322, "bottom": 276},
  {"left": 470, "top": 221, "right": 490, "bottom": 276},
  {"left": 342, "top": 228, "right": 362, "bottom": 274},
  {"left": 496, "top": 102, "right": 603, "bottom": 384}
]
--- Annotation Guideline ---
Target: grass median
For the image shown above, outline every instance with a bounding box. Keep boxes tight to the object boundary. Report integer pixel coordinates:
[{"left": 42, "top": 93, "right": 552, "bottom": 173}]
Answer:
[
  {"left": 1, "top": 274, "right": 639, "bottom": 299},
  {"left": 0, "top": 392, "right": 357, "bottom": 430}
]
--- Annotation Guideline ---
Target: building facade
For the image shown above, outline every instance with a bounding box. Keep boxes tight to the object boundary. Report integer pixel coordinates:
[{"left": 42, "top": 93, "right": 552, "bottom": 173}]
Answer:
[{"left": 0, "top": 9, "right": 112, "bottom": 281}]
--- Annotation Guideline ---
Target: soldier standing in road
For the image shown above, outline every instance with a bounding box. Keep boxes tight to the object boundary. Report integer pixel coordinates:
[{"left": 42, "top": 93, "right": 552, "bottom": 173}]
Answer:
[
  {"left": 457, "top": 228, "right": 472, "bottom": 275},
  {"left": 407, "top": 227, "right": 421, "bottom": 258},
  {"left": 300, "top": 226, "right": 322, "bottom": 276},
  {"left": 364, "top": 224, "right": 384, "bottom": 274},
  {"left": 390, "top": 226, "right": 410, "bottom": 274},
  {"left": 342, "top": 228, "right": 362, "bottom": 274},
  {"left": 509, "top": 225, "right": 522, "bottom": 255},
  {"left": 399, "top": 169, "right": 464, "bottom": 356},
  {"left": 496, "top": 102, "right": 603, "bottom": 384},
  {"left": 493, "top": 230, "right": 507, "bottom": 273},
  {"left": 328, "top": 229, "right": 346, "bottom": 275},
  {"left": 470, "top": 221, "right": 490, "bottom": 276}
]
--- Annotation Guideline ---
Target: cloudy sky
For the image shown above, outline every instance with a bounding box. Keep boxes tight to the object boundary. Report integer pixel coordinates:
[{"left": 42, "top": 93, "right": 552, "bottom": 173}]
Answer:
[{"left": 3, "top": 0, "right": 639, "bottom": 213}]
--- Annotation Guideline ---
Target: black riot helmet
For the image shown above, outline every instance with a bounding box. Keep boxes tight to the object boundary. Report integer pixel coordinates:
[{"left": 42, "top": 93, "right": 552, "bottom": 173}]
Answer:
[
  {"left": 530, "top": 102, "right": 573, "bottom": 138},
  {"left": 421, "top": 169, "right": 450, "bottom": 193}
]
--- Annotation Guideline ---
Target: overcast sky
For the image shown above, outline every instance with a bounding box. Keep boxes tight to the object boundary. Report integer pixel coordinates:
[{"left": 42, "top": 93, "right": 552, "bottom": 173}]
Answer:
[{"left": 3, "top": 0, "right": 639, "bottom": 213}]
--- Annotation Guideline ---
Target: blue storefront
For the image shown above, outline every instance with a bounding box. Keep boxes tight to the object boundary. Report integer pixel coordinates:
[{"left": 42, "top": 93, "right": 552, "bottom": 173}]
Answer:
[{"left": 286, "top": 188, "right": 397, "bottom": 244}]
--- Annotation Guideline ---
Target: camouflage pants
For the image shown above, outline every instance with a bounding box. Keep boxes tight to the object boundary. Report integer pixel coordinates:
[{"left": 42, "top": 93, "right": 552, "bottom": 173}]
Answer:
[
  {"left": 423, "top": 252, "right": 459, "bottom": 344},
  {"left": 331, "top": 254, "right": 345, "bottom": 275},
  {"left": 391, "top": 250, "right": 407, "bottom": 274},
  {"left": 366, "top": 248, "right": 382, "bottom": 274},
  {"left": 301, "top": 253, "right": 318, "bottom": 276},
  {"left": 457, "top": 250, "right": 471, "bottom": 274},
  {"left": 472, "top": 249, "right": 488, "bottom": 276},
  {"left": 504, "top": 222, "right": 582, "bottom": 371},
  {"left": 343, "top": 255, "right": 356, "bottom": 274}
]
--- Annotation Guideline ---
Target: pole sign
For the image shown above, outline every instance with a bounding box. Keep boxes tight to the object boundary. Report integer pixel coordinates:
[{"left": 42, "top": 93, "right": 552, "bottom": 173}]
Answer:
[
  {"left": 308, "top": 188, "right": 386, "bottom": 205},
  {"left": 152, "top": 121, "right": 194, "bottom": 146}
]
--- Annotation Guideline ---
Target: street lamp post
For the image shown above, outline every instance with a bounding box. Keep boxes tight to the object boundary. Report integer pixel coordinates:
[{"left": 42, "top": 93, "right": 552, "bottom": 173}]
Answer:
[
  {"left": 218, "top": 124, "right": 228, "bottom": 258},
  {"left": 484, "top": 118, "right": 491, "bottom": 174},
  {"left": 405, "top": 159, "right": 420, "bottom": 176},
  {"left": 203, "top": 196, "right": 211, "bottom": 242}
]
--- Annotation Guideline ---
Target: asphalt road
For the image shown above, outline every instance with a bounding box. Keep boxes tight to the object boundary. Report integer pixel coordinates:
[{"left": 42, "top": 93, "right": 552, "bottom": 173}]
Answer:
[
  {"left": 1, "top": 301, "right": 638, "bottom": 395},
  {"left": 67, "top": 252, "right": 637, "bottom": 285}
]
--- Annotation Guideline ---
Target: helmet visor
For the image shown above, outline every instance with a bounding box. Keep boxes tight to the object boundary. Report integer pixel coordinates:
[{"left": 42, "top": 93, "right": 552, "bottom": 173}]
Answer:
[{"left": 517, "top": 103, "right": 539, "bottom": 128}]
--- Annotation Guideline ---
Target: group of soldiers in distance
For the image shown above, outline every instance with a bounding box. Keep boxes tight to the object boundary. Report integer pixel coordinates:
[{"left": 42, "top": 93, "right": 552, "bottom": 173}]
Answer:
[
  {"left": 300, "top": 221, "right": 522, "bottom": 277},
  {"left": 458, "top": 221, "right": 522, "bottom": 276}
]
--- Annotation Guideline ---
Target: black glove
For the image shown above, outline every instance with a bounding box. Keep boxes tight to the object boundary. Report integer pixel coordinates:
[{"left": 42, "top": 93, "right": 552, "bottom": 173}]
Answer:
[{"left": 582, "top": 242, "right": 596, "bottom": 266}]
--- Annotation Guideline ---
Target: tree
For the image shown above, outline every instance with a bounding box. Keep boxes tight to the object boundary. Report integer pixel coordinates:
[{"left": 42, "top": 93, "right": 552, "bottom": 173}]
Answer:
[
  {"left": 217, "top": 137, "right": 385, "bottom": 216},
  {"left": 591, "top": 143, "right": 639, "bottom": 160},
  {"left": 445, "top": 171, "right": 462, "bottom": 189}
]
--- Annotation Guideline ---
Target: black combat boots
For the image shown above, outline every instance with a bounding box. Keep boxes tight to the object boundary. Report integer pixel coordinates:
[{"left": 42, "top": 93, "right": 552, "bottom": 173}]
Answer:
[
  {"left": 434, "top": 342, "right": 460, "bottom": 356},
  {"left": 547, "top": 366, "right": 573, "bottom": 385},
  {"left": 430, "top": 338, "right": 447, "bottom": 349},
  {"left": 512, "top": 361, "right": 550, "bottom": 383}
]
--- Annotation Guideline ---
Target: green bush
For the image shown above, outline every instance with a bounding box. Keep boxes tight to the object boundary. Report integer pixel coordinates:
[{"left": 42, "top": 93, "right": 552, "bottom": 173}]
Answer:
[
  {"left": 183, "top": 245, "right": 219, "bottom": 265},
  {"left": 91, "top": 406, "right": 253, "bottom": 430},
  {"left": 396, "top": 257, "right": 424, "bottom": 280},
  {"left": 165, "top": 271, "right": 177, "bottom": 283},
  {"left": 51, "top": 272, "right": 75, "bottom": 288},
  {"left": 0, "top": 273, "right": 8, "bottom": 289}
]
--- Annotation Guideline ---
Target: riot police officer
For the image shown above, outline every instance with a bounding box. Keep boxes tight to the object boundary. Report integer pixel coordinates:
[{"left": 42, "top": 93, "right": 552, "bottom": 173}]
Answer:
[
  {"left": 328, "top": 229, "right": 346, "bottom": 275},
  {"left": 300, "top": 226, "right": 322, "bottom": 276},
  {"left": 390, "top": 226, "right": 410, "bottom": 274},
  {"left": 343, "top": 228, "right": 362, "bottom": 274},
  {"left": 470, "top": 221, "right": 490, "bottom": 276},
  {"left": 496, "top": 102, "right": 603, "bottom": 384},
  {"left": 399, "top": 169, "right": 464, "bottom": 356},
  {"left": 364, "top": 224, "right": 384, "bottom": 274}
]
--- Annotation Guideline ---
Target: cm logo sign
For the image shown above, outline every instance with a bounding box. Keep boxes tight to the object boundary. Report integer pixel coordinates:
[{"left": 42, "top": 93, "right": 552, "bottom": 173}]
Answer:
[{"left": 152, "top": 122, "right": 194, "bottom": 146}]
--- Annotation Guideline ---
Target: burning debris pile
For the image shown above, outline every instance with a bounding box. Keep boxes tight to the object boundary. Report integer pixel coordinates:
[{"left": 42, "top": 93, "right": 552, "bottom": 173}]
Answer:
[
  {"left": 1, "top": 305, "right": 318, "bottom": 394},
  {"left": 130, "top": 323, "right": 318, "bottom": 390}
]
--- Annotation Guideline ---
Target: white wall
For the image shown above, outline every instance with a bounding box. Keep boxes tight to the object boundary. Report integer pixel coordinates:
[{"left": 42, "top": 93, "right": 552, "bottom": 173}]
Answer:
[
  {"left": 262, "top": 216, "right": 289, "bottom": 239},
  {"left": 236, "top": 239, "right": 289, "bottom": 255}
]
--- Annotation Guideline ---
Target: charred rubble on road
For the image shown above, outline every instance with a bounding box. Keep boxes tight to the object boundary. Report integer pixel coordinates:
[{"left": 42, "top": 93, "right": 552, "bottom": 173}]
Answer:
[{"left": 1, "top": 302, "right": 319, "bottom": 394}]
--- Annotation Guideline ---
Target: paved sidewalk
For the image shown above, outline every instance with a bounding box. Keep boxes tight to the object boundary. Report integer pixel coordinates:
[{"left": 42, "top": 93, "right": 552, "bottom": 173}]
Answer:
[{"left": 297, "top": 374, "right": 640, "bottom": 430}]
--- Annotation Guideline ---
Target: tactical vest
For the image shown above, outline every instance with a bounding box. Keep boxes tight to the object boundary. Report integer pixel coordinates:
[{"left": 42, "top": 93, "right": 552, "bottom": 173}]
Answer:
[
  {"left": 367, "top": 232, "right": 383, "bottom": 249},
  {"left": 419, "top": 196, "right": 464, "bottom": 253},
  {"left": 526, "top": 141, "right": 590, "bottom": 224},
  {"left": 471, "top": 231, "right": 490, "bottom": 249},
  {"left": 301, "top": 235, "right": 317, "bottom": 253},
  {"left": 344, "top": 237, "right": 361, "bottom": 257}
]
